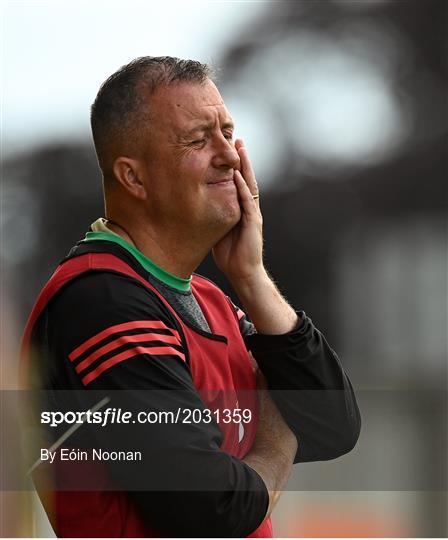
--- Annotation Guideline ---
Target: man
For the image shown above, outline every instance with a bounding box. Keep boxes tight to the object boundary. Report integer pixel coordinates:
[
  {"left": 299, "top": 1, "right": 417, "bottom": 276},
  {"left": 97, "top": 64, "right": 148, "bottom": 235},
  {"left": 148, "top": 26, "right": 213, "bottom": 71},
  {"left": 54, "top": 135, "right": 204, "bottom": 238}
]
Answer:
[{"left": 22, "top": 56, "right": 360, "bottom": 537}]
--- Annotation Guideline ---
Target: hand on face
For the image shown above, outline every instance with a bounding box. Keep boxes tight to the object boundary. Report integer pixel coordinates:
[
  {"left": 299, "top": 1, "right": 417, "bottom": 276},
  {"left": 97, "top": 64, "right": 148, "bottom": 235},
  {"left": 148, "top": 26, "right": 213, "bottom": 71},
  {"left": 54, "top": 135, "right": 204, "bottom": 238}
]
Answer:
[
  {"left": 212, "top": 138, "right": 265, "bottom": 285},
  {"left": 233, "top": 138, "right": 259, "bottom": 203}
]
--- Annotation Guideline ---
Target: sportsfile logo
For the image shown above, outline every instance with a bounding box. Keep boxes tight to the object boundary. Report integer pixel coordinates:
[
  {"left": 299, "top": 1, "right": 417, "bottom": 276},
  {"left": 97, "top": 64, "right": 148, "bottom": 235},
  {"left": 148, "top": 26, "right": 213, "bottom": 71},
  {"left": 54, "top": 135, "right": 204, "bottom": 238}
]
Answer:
[
  {"left": 41, "top": 406, "right": 253, "bottom": 427},
  {"left": 41, "top": 407, "right": 133, "bottom": 428}
]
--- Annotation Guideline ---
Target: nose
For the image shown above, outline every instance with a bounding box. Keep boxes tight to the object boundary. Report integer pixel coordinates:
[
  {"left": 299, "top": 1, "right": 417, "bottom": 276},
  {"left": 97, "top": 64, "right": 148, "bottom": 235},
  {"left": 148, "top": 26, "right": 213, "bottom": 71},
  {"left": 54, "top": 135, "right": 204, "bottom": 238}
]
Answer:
[{"left": 211, "top": 135, "right": 240, "bottom": 170}]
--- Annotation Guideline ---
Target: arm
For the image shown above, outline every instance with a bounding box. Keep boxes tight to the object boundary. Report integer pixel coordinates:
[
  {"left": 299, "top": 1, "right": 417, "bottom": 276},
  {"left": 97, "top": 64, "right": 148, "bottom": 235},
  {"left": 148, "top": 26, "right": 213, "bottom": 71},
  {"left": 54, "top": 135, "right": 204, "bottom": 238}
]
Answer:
[
  {"left": 243, "top": 368, "right": 297, "bottom": 517},
  {"left": 214, "top": 140, "right": 361, "bottom": 464},
  {"left": 232, "top": 267, "right": 299, "bottom": 334},
  {"left": 212, "top": 138, "right": 298, "bottom": 335},
  {"left": 231, "top": 300, "right": 360, "bottom": 462},
  {"left": 246, "top": 314, "right": 361, "bottom": 462}
]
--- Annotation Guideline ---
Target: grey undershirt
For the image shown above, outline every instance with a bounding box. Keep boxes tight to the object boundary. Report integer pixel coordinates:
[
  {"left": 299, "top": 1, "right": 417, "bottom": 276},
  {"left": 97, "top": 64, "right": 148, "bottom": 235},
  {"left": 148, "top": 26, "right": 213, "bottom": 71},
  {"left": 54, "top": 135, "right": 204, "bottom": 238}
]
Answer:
[{"left": 145, "top": 271, "right": 212, "bottom": 333}]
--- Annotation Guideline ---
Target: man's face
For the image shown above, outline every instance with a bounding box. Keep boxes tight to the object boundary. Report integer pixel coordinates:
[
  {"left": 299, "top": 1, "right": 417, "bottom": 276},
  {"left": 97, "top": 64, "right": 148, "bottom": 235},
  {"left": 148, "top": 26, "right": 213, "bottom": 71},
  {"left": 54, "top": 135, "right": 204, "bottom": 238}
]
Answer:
[{"left": 139, "top": 79, "right": 241, "bottom": 239}]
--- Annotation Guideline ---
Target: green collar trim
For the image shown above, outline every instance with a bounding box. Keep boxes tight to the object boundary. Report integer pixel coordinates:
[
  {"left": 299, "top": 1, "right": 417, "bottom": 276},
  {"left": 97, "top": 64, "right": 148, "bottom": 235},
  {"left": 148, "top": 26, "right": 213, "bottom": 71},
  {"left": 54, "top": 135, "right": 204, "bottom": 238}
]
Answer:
[{"left": 83, "top": 231, "right": 192, "bottom": 292}]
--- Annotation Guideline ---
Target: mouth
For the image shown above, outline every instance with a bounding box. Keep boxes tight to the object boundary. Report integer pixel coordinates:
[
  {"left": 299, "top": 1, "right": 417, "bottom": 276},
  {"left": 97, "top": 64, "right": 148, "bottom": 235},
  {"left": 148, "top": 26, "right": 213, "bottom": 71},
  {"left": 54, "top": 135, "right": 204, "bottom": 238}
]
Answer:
[
  {"left": 206, "top": 176, "right": 235, "bottom": 186},
  {"left": 206, "top": 180, "right": 236, "bottom": 192}
]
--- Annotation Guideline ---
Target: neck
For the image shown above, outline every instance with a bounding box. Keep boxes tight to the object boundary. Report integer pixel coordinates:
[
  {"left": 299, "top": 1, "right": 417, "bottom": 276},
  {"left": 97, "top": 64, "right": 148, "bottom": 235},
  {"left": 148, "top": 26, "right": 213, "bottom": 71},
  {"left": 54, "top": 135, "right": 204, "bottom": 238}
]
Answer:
[{"left": 105, "top": 216, "right": 210, "bottom": 279}]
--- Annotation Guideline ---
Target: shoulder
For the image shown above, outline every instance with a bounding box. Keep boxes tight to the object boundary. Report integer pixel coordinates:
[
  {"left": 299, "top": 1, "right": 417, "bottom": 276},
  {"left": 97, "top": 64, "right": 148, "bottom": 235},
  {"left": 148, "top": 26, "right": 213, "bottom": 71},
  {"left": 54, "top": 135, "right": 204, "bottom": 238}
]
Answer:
[
  {"left": 43, "top": 270, "right": 183, "bottom": 359},
  {"left": 191, "top": 273, "right": 223, "bottom": 291},
  {"left": 30, "top": 269, "right": 189, "bottom": 389},
  {"left": 191, "top": 273, "right": 231, "bottom": 305},
  {"left": 55, "top": 268, "right": 175, "bottom": 317}
]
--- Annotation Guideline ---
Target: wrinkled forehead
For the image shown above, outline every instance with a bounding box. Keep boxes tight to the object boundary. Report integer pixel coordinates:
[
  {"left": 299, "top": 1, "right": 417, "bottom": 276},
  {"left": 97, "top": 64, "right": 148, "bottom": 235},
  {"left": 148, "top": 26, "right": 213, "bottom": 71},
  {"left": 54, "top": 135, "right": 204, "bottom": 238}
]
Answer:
[{"left": 149, "top": 80, "right": 233, "bottom": 132}]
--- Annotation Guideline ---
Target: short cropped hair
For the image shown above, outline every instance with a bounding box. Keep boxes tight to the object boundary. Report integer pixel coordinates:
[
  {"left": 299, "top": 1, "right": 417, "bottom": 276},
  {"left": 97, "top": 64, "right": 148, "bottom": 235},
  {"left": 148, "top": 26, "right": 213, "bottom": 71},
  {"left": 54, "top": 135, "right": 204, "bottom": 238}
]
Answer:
[{"left": 90, "top": 56, "right": 214, "bottom": 177}]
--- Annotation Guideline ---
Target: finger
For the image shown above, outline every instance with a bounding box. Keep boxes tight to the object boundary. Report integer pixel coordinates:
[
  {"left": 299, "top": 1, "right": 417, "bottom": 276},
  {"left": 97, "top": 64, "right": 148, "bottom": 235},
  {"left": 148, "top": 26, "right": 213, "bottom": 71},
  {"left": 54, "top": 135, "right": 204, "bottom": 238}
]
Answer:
[
  {"left": 236, "top": 141, "right": 259, "bottom": 197},
  {"left": 236, "top": 139, "right": 255, "bottom": 176},
  {"left": 234, "top": 170, "right": 260, "bottom": 213},
  {"left": 234, "top": 138, "right": 244, "bottom": 153},
  {"left": 233, "top": 139, "right": 243, "bottom": 171}
]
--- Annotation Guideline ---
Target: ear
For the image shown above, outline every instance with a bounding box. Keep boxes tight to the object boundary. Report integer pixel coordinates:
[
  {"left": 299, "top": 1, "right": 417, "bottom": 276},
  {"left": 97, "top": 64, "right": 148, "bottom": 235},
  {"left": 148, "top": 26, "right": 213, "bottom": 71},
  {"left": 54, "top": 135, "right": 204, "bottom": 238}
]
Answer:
[{"left": 112, "top": 157, "right": 147, "bottom": 200}]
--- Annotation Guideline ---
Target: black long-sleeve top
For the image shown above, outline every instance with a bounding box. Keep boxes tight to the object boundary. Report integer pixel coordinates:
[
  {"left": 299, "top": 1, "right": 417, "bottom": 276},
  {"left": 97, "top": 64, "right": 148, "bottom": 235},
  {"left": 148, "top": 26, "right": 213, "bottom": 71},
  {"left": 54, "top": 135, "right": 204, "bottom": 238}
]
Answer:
[{"left": 28, "top": 237, "right": 360, "bottom": 537}]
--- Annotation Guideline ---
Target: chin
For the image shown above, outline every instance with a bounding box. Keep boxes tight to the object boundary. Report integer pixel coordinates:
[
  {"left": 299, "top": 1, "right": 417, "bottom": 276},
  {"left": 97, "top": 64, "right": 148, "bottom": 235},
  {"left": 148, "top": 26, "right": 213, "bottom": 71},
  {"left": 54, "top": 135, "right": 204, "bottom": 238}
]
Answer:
[
  {"left": 220, "top": 200, "right": 241, "bottom": 228},
  {"left": 202, "top": 197, "right": 241, "bottom": 235}
]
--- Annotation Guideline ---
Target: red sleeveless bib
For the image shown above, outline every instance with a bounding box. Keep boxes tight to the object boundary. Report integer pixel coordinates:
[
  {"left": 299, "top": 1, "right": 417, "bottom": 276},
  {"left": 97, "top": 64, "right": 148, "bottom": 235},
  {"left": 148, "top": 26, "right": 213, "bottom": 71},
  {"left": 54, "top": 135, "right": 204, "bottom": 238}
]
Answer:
[{"left": 21, "top": 253, "right": 273, "bottom": 538}]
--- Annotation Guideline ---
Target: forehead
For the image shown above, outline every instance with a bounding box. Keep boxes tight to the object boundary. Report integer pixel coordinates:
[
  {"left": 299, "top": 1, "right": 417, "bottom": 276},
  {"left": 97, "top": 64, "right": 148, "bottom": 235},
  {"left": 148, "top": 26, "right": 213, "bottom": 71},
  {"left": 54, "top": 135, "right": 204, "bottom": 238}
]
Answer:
[{"left": 149, "top": 80, "right": 233, "bottom": 132}]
